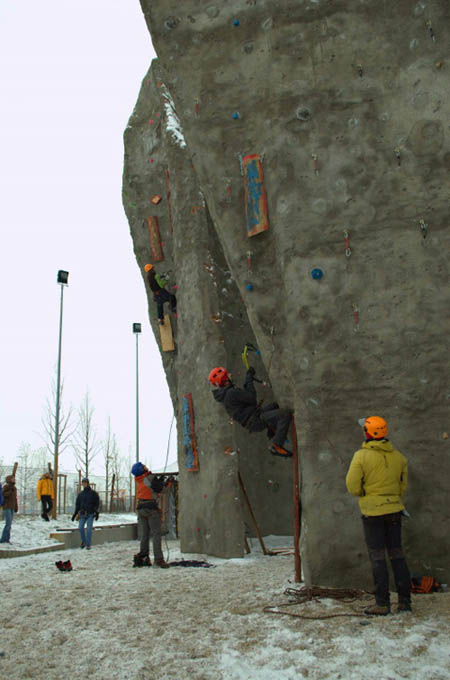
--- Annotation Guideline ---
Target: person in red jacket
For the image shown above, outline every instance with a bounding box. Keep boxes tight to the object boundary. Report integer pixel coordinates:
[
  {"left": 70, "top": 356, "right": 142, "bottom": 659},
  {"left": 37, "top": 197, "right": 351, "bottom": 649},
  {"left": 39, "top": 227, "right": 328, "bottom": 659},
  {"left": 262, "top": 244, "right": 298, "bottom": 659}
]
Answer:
[{"left": 131, "top": 462, "right": 169, "bottom": 568}]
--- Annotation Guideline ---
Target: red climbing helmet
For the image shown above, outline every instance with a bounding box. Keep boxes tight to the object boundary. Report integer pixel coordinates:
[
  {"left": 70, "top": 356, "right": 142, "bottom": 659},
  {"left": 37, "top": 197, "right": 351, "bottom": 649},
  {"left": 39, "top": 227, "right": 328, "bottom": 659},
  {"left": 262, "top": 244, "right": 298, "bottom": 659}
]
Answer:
[{"left": 208, "top": 366, "right": 229, "bottom": 387}]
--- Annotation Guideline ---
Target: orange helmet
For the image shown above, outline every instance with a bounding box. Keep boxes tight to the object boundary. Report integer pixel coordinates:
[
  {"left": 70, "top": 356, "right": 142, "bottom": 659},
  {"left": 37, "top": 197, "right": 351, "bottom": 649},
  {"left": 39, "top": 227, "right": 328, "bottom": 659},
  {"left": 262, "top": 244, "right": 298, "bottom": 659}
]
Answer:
[
  {"left": 208, "top": 366, "right": 229, "bottom": 387},
  {"left": 364, "top": 416, "right": 388, "bottom": 439},
  {"left": 144, "top": 264, "right": 154, "bottom": 272}
]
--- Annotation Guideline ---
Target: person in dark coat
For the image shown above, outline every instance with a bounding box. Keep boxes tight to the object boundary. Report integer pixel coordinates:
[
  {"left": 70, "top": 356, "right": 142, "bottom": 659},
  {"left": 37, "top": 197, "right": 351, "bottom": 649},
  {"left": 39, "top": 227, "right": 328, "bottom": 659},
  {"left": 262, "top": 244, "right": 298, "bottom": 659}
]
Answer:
[
  {"left": 209, "top": 366, "right": 293, "bottom": 457},
  {"left": 1, "top": 475, "right": 18, "bottom": 544},
  {"left": 144, "top": 263, "right": 177, "bottom": 325},
  {"left": 71, "top": 478, "right": 100, "bottom": 550}
]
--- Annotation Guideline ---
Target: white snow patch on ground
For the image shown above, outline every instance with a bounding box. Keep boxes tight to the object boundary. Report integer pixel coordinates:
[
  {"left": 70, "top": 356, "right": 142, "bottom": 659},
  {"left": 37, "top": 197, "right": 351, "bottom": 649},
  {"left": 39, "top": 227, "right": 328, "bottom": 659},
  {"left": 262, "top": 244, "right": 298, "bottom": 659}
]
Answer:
[
  {"left": 0, "top": 531, "right": 449, "bottom": 679},
  {"left": 0, "top": 513, "right": 136, "bottom": 551}
]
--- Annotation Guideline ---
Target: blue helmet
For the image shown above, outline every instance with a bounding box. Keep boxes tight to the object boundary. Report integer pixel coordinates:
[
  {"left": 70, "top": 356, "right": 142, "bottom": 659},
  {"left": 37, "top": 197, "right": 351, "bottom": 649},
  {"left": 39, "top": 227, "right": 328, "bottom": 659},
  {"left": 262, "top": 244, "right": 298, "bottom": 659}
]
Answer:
[{"left": 131, "top": 462, "right": 145, "bottom": 477}]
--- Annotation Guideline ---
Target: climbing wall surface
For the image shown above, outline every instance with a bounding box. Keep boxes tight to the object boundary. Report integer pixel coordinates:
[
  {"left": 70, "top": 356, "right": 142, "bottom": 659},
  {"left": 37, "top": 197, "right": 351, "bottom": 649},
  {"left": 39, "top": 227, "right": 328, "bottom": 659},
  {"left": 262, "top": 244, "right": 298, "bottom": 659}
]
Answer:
[
  {"left": 123, "top": 61, "right": 294, "bottom": 559},
  {"left": 125, "top": 1, "right": 450, "bottom": 585}
]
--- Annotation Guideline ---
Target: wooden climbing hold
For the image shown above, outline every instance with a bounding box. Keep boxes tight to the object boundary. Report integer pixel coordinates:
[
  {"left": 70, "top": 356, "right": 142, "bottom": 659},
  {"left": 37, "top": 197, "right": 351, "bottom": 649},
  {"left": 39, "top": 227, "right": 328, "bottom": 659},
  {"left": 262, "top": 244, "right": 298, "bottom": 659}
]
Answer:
[
  {"left": 146, "top": 216, "right": 164, "bottom": 262},
  {"left": 151, "top": 194, "right": 162, "bottom": 205},
  {"left": 242, "top": 154, "right": 269, "bottom": 237}
]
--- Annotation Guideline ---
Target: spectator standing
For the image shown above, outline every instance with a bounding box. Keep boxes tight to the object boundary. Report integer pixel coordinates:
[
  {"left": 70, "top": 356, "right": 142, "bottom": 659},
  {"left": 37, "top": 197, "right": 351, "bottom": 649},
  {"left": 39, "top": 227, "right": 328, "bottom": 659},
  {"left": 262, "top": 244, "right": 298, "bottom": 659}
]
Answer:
[
  {"left": 72, "top": 478, "right": 100, "bottom": 550},
  {"left": 36, "top": 472, "right": 54, "bottom": 521},
  {"left": 0, "top": 475, "right": 18, "bottom": 544}
]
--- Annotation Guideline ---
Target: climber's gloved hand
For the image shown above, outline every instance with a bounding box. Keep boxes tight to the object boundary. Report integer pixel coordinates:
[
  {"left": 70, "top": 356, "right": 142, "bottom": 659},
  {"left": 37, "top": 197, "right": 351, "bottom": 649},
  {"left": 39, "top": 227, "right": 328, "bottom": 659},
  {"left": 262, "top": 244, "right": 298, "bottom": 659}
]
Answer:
[
  {"left": 247, "top": 366, "right": 256, "bottom": 377},
  {"left": 94, "top": 512, "right": 99, "bottom": 521}
]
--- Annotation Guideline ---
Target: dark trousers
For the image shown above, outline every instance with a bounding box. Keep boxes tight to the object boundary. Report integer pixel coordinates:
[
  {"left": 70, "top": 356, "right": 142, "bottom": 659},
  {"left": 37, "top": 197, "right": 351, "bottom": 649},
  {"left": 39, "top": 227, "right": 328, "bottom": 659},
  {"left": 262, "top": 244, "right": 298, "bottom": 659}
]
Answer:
[
  {"left": 153, "top": 290, "right": 176, "bottom": 320},
  {"left": 137, "top": 503, "right": 163, "bottom": 561},
  {"left": 362, "top": 512, "right": 411, "bottom": 606},
  {"left": 248, "top": 403, "right": 292, "bottom": 447},
  {"left": 41, "top": 495, "right": 53, "bottom": 517}
]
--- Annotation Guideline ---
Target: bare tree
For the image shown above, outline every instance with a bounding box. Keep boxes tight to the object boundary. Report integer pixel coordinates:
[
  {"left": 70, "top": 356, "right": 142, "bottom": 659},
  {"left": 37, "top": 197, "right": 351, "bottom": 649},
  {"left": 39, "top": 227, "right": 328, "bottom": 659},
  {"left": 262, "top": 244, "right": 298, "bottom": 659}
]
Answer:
[
  {"left": 17, "top": 442, "right": 33, "bottom": 513},
  {"left": 41, "top": 378, "right": 74, "bottom": 461},
  {"left": 72, "top": 391, "right": 100, "bottom": 478},
  {"left": 102, "top": 417, "right": 116, "bottom": 509}
]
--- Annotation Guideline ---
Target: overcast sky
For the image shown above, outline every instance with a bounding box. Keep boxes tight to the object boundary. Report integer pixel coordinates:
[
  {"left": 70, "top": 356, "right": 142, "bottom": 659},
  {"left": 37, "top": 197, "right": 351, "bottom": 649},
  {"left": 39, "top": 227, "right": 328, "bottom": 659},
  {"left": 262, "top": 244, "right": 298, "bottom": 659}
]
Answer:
[{"left": 0, "top": 1, "right": 177, "bottom": 475}]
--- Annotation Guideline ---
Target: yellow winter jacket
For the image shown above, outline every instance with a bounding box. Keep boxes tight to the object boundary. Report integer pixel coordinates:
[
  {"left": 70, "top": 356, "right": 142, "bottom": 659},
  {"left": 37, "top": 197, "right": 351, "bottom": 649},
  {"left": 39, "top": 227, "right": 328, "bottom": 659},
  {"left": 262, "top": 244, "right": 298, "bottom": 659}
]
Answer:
[
  {"left": 346, "top": 439, "right": 407, "bottom": 516},
  {"left": 36, "top": 477, "right": 54, "bottom": 500}
]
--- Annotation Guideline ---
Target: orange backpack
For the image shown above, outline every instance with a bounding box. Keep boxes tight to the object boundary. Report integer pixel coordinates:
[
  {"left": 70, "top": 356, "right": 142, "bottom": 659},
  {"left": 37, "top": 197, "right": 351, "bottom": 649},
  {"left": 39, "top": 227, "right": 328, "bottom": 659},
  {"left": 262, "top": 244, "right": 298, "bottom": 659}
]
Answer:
[{"left": 411, "top": 575, "right": 441, "bottom": 593}]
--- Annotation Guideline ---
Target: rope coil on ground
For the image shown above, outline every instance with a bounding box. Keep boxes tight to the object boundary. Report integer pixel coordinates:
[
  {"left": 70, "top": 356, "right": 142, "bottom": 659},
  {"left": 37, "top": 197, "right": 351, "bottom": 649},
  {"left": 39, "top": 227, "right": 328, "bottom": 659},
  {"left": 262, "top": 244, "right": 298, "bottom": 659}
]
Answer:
[{"left": 264, "top": 585, "right": 373, "bottom": 620}]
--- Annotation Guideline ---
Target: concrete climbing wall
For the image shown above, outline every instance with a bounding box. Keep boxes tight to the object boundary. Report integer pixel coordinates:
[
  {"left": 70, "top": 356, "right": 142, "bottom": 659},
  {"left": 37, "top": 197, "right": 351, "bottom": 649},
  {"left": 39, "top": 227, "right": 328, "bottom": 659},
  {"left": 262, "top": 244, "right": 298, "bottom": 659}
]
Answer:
[
  {"left": 123, "top": 61, "right": 294, "bottom": 559},
  {"left": 124, "top": 1, "right": 450, "bottom": 586}
]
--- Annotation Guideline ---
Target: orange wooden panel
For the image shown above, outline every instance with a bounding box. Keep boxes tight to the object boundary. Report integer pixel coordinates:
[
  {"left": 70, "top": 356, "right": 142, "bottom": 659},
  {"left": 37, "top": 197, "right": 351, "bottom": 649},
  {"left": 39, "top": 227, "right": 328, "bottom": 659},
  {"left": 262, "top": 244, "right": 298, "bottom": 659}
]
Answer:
[{"left": 146, "top": 216, "right": 164, "bottom": 262}]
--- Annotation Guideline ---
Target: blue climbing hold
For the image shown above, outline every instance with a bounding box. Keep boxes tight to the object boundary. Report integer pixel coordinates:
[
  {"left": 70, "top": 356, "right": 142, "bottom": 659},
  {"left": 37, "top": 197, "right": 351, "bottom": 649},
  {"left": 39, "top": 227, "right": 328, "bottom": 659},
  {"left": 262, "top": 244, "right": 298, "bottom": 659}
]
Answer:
[
  {"left": 232, "top": 112, "right": 240, "bottom": 119},
  {"left": 311, "top": 268, "right": 323, "bottom": 280},
  {"left": 245, "top": 283, "right": 254, "bottom": 291},
  {"left": 233, "top": 19, "right": 240, "bottom": 26}
]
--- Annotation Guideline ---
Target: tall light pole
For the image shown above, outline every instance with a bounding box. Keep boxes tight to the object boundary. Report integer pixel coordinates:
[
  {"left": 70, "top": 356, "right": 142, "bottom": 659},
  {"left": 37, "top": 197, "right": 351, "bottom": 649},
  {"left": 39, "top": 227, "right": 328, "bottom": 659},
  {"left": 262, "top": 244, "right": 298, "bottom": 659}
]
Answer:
[
  {"left": 132, "top": 323, "right": 142, "bottom": 463},
  {"left": 53, "top": 270, "right": 69, "bottom": 519}
]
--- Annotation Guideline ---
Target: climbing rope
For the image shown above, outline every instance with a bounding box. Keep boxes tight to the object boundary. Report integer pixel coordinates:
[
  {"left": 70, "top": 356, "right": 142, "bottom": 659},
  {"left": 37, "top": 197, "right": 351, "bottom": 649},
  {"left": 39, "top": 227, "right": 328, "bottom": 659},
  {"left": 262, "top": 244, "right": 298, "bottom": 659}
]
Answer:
[{"left": 264, "top": 585, "right": 372, "bottom": 620}]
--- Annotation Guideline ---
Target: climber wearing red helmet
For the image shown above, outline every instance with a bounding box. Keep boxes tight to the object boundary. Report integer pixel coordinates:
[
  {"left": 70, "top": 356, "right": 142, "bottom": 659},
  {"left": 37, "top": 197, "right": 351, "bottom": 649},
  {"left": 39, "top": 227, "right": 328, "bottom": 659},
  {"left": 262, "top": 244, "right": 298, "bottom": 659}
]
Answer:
[
  {"left": 144, "top": 263, "right": 177, "bottom": 326},
  {"left": 209, "top": 365, "right": 293, "bottom": 457},
  {"left": 346, "top": 416, "right": 411, "bottom": 616}
]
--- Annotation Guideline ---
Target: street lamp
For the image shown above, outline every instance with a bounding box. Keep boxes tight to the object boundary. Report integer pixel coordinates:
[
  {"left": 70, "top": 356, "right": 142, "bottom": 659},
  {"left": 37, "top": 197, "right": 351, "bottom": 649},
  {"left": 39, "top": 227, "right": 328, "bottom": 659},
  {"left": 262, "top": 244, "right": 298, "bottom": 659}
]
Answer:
[
  {"left": 53, "top": 270, "right": 69, "bottom": 518},
  {"left": 133, "top": 323, "right": 142, "bottom": 463}
]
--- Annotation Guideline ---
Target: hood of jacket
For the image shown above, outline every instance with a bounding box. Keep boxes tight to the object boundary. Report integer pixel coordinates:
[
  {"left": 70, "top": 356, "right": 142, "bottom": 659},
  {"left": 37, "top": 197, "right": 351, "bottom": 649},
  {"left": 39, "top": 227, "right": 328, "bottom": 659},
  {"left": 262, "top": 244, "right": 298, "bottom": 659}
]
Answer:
[{"left": 362, "top": 439, "right": 394, "bottom": 454}]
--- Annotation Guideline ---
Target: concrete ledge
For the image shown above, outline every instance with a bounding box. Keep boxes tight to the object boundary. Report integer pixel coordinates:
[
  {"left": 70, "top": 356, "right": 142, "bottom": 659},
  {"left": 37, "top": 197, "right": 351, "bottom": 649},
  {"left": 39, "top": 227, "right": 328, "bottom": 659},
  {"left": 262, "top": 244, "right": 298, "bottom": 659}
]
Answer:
[
  {"left": 0, "top": 544, "right": 63, "bottom": 559},
  {"left": 49, "top": 523, "right": 138, "bottom": 549},
  {"left": 0, "top": 523, "right": 138, "bottom": 558}
]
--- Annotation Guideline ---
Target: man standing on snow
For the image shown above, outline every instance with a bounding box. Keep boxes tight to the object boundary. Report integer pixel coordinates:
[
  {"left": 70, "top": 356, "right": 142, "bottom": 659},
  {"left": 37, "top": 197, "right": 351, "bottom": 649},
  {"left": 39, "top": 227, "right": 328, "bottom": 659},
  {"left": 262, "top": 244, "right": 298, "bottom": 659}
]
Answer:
[
  {"left": 346, "top": 416, "right": 412, "bottom": 616},
  {"left": 144, "top": 263, "right": 177, "bottom": 326},
  {"left": 0, "top": 475, "right": 18, "bottom": 544},
  {"left": 72, "top": 478, "right": 100, "bottom": 550},
  {"left": 36, "top": 472, "right": 54, "bottom": 521},
  {"left": 209, "top": 365, "right": 293, "bottom": 458},
  {"left": 131, "top": 462, "right": 169, "bottom": 568}
]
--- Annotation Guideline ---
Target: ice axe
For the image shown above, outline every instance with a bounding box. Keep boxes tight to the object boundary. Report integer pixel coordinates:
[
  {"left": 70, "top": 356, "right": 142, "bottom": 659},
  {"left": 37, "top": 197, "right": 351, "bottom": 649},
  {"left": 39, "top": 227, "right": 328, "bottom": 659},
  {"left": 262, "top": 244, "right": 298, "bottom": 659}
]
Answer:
[{"left": 241, "top": 343, "right": 264, "bottom": 383}]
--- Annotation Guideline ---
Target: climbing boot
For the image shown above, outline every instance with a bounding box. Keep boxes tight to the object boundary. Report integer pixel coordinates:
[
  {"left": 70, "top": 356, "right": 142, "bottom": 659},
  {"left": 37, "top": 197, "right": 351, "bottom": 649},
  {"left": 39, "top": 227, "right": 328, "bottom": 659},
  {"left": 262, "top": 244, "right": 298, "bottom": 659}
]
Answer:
[
  {"left": 142, "top": 556, "right": 152, "bottom": 567},
  {"left": 396, "top": 601, "right": 412, "bottom": 613},
  {"left": 364, "top": 604, "right": 391, "bottom": 616},
  {"left": 63, "top": 560, "right": 73, "bottom": 572},
  {"left": 154, "top": 558, "right": 170, "bottom": 569},
  {"left": 270, "top": 444, "right": 293, "bottom": 458},
  {"left": 55, "top": 561, "right": 66, "bottom": 572}
]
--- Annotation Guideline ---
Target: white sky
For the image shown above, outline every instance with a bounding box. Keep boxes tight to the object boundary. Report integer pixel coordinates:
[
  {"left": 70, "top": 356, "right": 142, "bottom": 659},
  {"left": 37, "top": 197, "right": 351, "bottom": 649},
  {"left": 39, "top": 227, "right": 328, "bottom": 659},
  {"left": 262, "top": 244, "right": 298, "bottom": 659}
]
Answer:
[{"left": 0, "top": 1, "right": 177, "bottom": 474}]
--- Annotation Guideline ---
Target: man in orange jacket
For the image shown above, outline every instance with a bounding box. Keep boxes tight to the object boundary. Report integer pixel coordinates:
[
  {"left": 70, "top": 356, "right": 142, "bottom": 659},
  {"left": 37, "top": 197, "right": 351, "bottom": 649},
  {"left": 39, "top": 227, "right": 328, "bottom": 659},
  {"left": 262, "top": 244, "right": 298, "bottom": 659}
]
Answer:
[
  {"left": 131, "top": 462, "right": 169, "bottom": 568},
  {"left": 346, "top": 416, "right": 412, "bottom": 616}
]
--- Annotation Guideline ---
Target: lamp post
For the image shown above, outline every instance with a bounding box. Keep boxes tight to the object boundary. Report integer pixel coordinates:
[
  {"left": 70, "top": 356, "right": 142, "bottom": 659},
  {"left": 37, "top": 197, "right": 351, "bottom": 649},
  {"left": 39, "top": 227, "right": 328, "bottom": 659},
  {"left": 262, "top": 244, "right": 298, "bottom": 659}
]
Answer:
[
  {"left": 132, "top": 323, "right": 142, "bottom": 463},
  {"left": 53, "top": 270, "right": 69, "bottom": 519}
]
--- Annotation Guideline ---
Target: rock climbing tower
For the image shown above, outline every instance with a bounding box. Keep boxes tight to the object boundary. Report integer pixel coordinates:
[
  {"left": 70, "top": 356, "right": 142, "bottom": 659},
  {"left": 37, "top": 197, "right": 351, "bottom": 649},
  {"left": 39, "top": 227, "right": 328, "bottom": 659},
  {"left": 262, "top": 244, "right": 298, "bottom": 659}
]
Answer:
[{"left": 123, "top": 1, "right": 450, "bottom": 587}]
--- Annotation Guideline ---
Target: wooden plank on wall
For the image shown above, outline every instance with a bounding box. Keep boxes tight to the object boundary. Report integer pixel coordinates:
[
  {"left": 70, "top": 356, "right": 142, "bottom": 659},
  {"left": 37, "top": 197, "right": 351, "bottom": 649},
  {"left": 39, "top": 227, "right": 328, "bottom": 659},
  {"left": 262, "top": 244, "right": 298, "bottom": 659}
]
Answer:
[
  {"left": 159, "top": 314, "right": 175, "bottom": 352},
  {"left": 242, "top": 154, "right": 269, "bottom": 237},
  {"left": 147, "top": 216, "right": 164, "bottom": 262}
]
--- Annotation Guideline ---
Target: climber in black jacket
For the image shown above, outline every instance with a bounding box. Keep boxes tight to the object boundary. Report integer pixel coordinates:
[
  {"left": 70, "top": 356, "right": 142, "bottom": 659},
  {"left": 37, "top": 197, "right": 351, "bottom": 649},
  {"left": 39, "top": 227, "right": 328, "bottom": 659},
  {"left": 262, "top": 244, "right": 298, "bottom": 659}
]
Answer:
[{"left": 209, "top": 366, "right": 293, "bottom": 457}]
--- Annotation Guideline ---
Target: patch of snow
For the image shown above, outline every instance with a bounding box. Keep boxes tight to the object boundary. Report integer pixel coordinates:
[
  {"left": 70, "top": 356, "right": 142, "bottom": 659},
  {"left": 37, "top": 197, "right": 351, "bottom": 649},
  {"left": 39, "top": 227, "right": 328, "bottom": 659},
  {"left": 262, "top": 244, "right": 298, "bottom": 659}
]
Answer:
[{"left": 161, "top": 87, "right": 187, "bottom": 149}]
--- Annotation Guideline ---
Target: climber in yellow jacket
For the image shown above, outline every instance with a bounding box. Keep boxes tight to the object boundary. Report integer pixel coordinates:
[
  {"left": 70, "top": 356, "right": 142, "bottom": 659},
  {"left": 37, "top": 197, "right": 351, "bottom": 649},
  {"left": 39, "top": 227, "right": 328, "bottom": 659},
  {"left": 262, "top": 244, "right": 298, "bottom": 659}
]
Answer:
[
  {"left": 36, "top": 472, "right": 54, "bottom": 522},
  {"left": 346, "top": 416, "right": 411, "bottom": 616}
]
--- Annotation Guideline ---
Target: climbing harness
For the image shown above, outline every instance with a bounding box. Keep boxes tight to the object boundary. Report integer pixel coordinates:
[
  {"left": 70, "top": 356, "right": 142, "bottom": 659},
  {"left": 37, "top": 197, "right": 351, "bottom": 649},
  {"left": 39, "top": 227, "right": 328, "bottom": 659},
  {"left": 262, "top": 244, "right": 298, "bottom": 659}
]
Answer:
[{"left": 264, "top": 585, "right": 372, "bottom": 620}]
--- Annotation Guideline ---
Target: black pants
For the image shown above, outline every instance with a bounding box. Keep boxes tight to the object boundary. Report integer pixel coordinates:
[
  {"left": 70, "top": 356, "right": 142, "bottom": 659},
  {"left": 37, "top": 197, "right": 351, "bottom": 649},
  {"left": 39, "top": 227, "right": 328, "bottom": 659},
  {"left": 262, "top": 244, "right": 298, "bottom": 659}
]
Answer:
[
  {"left": 362, "top": 512, "right": 411, "bottom": 606},
  {"left": 248, "top": 403, "right": 292, "bottom": 447},
  {"left": 41, "top": 495, "right": 53, "bottom": 517},
  {"left": 153, "top": 290, "right": 176, "bottom": 320},
  {"left": 137, "top": 502, "right": 163, "bottom": 561}
]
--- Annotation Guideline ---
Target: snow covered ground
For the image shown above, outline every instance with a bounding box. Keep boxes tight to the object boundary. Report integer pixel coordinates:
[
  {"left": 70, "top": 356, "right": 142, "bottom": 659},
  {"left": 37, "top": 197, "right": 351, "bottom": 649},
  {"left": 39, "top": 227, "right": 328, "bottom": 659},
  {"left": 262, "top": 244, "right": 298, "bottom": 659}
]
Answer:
[{"left": 0, "top": 521, "right": 449, "bottom": 680}]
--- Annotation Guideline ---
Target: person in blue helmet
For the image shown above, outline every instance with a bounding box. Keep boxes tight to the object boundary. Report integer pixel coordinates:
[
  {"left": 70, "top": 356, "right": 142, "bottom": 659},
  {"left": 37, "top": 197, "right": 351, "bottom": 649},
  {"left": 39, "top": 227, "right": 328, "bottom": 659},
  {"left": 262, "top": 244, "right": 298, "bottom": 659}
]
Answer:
[{"left": 131, "top": 462, "right": 169, "bottom": 568}]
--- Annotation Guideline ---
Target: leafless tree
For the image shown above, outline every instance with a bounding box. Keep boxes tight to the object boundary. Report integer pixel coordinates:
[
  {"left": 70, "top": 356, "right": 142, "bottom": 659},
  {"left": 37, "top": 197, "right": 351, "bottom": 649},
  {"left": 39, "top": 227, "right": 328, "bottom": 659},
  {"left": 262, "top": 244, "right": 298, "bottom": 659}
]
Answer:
[
  {"left": 17, "top": 442, "right": 33, "bottom": 513},
  {"left": 72, "top": 391, "right": 100, "bottom": 478},
  {"left": 102, "top": 417, "right": 118, "bottom": 509},
  {"left": 41, "top": 378, "right": 74, "bottom": 461}
]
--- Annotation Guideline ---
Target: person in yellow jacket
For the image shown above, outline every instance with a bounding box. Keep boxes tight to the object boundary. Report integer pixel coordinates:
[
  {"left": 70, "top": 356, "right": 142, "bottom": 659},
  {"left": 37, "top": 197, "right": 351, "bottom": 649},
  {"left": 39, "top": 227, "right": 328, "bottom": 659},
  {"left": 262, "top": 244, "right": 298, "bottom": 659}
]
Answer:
[
  {"left": 36, "top": 472, "right": 54, "bottom": 522},
  {"left": 346, "top": 416, "right": 411, "bottom": 616}
]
